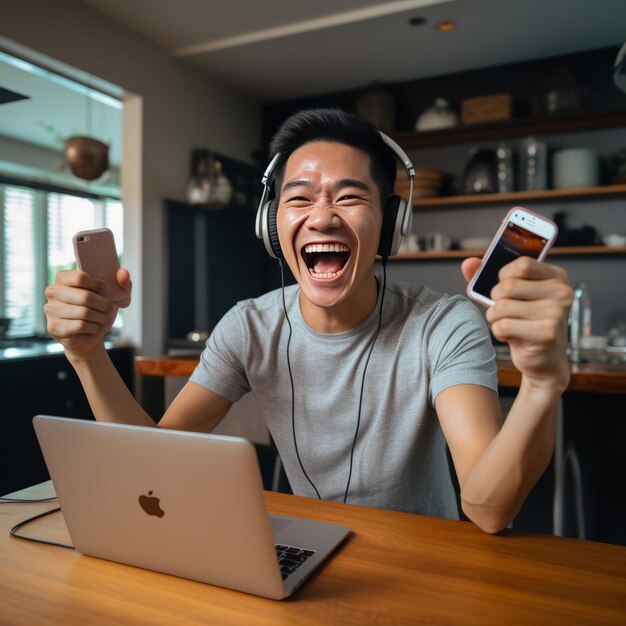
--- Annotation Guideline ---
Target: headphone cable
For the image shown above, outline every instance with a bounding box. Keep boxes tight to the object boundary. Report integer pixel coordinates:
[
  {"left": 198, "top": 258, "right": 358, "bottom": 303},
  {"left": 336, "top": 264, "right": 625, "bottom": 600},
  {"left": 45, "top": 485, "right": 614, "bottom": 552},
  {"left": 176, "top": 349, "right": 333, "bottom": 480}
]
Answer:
[
  {"left": 343, "top": 258, "right": 387, "bottom": 503},
  {"left": 280, "top": 259, "right": 321, "bottom": 499},
  {"left": 279, "top": 257, "right": 388, "bottom": 503}
]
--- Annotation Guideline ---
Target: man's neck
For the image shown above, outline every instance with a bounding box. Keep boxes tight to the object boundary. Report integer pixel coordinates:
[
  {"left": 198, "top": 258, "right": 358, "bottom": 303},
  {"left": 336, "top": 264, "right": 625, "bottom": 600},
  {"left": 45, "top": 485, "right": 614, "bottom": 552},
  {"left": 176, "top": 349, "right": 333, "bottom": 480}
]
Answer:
[{"left": 298, "top": 274, "right": 379, "bottom": 334}]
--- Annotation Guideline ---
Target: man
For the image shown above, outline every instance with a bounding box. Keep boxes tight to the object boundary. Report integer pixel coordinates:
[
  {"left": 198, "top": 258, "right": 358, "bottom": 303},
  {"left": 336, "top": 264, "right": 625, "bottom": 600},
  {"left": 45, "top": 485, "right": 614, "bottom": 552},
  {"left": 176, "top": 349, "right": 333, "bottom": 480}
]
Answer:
[{"left": 44, "top": 109, "right": 573, "bottom": 533}]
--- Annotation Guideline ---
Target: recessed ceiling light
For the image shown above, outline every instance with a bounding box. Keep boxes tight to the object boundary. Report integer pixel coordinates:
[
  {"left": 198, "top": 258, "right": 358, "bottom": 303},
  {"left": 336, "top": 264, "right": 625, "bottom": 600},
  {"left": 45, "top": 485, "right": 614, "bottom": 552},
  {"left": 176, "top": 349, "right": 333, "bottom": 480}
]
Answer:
[
  {"left": 437, "top": 20, "right": 456, "bottom": 32},
  {"left": 408, "top": 16, "right": 427, "bottom": 27}
]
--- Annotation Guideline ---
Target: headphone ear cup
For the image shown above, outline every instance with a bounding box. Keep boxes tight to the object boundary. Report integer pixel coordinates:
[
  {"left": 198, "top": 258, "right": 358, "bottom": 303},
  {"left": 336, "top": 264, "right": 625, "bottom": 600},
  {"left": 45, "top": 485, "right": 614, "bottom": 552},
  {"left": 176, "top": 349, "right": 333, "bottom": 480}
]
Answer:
[
  {"left": 378, "top": 195, "right": 402, "bottom": 258},
  {"left": 266, "top": 198, "right": 283, "bottom": 260}
]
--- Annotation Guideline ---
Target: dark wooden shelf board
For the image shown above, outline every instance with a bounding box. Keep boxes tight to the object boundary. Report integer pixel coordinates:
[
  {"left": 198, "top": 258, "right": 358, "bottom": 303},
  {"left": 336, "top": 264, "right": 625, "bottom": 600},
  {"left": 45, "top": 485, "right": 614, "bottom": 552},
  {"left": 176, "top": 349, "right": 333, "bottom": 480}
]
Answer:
[
  {"left": 411, "top": 184, "right": 626, "bottom": 209},
  {"left": 391, "top": 246, "right": 626, "bottom": 261},
  {"left": 392, "top": 108, "right": 626, "bottom": 149}
]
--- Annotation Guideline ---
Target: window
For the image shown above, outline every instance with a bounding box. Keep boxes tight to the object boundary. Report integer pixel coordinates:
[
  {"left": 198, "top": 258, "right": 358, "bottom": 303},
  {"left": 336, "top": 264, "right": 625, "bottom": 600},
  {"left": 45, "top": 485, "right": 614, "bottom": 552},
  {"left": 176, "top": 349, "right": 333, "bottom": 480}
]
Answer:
[
  {"left": 1, "top": 186, "right": 38, "bottom": 337},
  {"left": 0, "top": 182, "right": 123, "bottom": 338}
]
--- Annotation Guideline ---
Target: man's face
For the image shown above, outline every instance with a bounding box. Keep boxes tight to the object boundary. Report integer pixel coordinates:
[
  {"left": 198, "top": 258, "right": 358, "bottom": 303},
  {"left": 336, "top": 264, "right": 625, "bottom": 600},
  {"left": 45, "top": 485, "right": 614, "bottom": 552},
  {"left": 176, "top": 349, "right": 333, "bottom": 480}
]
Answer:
[{"left": 276, "top": 141, "right": 382, "bottom": 319}]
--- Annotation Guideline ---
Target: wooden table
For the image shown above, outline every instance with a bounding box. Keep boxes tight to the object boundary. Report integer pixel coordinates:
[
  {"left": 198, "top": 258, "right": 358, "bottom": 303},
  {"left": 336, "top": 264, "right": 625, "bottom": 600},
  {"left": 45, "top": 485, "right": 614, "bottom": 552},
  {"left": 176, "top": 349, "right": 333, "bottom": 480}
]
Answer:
[{"left": 2, "top": 482, "right": 625, "bottom": 625}]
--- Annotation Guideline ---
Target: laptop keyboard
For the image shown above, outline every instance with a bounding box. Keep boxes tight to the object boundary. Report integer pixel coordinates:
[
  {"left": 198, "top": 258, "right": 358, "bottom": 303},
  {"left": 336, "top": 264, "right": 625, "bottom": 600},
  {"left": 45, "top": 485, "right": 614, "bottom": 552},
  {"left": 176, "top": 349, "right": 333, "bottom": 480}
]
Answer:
[{"left": 275, "top": 544, "right": 316, "bottom": 580}]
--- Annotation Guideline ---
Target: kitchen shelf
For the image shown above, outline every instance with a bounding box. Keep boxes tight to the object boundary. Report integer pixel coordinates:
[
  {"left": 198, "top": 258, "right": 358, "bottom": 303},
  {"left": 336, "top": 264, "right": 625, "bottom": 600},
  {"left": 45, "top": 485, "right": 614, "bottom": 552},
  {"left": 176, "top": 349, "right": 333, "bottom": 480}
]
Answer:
[
  {"left": 411, "top": 184, "right": 626, "bottom": 209},
  {"left": 392, "top": 246, "right": 626, "bottom": 261},
  {"left": 392, "top": 108, "right": 626, "bottom": 149}
]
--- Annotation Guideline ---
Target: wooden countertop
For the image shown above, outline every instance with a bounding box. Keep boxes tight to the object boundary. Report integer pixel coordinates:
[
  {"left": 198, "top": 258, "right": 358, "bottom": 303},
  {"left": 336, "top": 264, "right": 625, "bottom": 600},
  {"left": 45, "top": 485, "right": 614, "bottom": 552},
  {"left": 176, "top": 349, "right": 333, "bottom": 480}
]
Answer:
[
  {"left": 496, "top": 359, "right": 626, "bottom": 394},
  {"left": 135, "top": 356, "right": 626, "bottom": 394},
  {"left": 135, "top": 355, "right": 201, "bottom": 377}
]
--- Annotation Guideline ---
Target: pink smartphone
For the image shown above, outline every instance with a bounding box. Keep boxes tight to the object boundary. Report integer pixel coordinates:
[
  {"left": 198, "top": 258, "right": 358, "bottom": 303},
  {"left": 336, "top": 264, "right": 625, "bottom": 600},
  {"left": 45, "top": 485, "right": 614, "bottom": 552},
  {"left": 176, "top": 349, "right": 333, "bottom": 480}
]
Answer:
[
  {"left": 72, "top": 228, "right": 126, "bottom": 302},
  {"left": 467, "top": 207, "right": 558, "bottom": 307}
]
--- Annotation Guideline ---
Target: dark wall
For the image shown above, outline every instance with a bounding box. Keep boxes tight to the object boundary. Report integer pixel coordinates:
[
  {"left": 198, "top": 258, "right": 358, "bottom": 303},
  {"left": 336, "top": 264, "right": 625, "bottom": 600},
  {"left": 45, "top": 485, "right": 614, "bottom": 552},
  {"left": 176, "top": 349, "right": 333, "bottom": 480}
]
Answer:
[{"left": 262, "top": 47, "right": 625, "bottom": 149}]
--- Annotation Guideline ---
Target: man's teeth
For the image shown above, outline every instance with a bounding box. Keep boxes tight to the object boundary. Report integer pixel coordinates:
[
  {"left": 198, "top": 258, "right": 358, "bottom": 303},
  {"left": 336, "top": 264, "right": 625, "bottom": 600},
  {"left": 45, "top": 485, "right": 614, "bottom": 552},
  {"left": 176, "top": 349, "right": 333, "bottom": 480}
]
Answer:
[
  {"left": 309, "top": 269, "right": 341, "bottom": 279},
  {"left": 304, "top": 243, "right": 349, "bottom": 253}
]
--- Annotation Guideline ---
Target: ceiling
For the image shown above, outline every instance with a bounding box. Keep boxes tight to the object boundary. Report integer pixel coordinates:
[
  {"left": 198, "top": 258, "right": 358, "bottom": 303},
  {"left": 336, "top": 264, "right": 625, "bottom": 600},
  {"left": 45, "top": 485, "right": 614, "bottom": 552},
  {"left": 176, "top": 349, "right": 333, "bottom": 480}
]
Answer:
[
  {"left": 79, "top": 0, "right": 626, "bottom": 102},
  {"left": 1, "top": 0, "right": 625, "bottom": 173}
]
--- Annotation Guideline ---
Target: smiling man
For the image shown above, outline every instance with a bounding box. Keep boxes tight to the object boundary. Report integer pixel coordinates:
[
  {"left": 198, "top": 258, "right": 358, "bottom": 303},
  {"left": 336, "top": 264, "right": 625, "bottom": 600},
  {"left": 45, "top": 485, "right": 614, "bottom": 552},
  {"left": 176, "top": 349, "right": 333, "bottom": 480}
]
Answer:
[
  {"left": 278, "top": 140, "right": 383, "bottom": 331},
  {"left": 44, "top": 109, "right": 573, "bottom": 533}
]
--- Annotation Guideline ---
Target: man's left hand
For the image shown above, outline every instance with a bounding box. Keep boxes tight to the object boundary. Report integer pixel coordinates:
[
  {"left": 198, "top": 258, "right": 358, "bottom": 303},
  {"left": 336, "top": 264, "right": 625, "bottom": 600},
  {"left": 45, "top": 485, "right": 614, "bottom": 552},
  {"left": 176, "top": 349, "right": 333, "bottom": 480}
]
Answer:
[{"left": 462, "top": 256, "right": 573, "bottom": 393}]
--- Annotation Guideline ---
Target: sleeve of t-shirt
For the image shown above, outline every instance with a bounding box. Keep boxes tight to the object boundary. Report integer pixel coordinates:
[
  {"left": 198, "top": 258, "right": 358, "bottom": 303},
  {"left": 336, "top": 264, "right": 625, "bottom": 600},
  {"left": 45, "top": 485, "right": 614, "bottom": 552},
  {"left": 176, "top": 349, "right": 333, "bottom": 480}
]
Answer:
[
  {"left": 188, "top": 305, "right": 251, "bottom": 402},
  {"left": 426, "top": 295, "right": 498, "bottom": 406}
]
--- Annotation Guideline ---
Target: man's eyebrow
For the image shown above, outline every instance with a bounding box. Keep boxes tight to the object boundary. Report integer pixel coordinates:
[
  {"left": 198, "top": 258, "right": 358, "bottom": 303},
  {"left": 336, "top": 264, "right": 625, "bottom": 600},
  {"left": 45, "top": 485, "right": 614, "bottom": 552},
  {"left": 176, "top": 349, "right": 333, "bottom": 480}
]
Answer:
[
  {"left": 281, "top": 178, "right": 371, "bottom": 194},
  {"left": 334, "top": 178, "right": 371, "bottom": 193},
  {"left": 281, "top": 179, "right": 312, "bottom": 193}
]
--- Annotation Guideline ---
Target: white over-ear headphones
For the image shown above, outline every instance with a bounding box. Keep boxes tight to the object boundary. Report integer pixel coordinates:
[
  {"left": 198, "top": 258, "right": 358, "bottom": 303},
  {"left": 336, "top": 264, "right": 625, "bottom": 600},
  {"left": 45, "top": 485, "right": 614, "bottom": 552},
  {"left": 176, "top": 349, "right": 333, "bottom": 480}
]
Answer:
[{"left": 255, "top": 132, "right": 415, "bottom": 260}]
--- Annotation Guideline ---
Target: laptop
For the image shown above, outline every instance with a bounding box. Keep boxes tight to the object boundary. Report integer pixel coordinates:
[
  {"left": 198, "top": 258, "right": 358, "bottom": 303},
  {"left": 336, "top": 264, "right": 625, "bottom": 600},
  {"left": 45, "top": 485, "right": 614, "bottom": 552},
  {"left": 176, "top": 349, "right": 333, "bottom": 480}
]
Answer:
[{"left": 32, "top": 415, "right": 350, "bottom": 600}]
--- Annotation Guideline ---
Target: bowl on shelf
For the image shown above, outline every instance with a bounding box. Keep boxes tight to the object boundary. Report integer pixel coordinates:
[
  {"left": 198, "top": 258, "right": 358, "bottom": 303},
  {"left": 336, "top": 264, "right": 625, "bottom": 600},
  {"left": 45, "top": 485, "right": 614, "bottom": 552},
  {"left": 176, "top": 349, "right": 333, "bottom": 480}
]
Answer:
[
  {"left": 395, "top": 168, "right": 444, "bottom": 199},
  {"left": 601, "top": 233, "right": 626, "bottom": 247}
]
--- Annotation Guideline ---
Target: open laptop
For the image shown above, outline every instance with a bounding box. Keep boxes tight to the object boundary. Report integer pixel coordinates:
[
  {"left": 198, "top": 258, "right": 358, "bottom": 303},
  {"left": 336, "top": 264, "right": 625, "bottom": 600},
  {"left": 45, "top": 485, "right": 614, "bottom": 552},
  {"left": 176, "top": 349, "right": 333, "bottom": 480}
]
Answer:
[{"left": 33, "top": 415, "right": 350, "bottom": 600}]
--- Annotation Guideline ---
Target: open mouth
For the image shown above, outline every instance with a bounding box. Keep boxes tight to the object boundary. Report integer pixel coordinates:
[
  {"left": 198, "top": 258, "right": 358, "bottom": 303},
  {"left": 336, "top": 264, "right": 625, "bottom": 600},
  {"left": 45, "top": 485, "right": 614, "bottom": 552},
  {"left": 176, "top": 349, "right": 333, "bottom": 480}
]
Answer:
[{"left": 301, "top": 243, "right": 351, "bottom": 279}]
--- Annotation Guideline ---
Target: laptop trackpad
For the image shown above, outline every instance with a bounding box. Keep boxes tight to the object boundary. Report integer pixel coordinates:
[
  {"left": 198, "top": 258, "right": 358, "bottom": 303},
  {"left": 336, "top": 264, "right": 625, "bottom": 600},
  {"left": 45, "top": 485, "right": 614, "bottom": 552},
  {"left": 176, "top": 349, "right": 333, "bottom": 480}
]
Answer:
[{"left": 269, "top": 515, "right": 293, "bottom": 535}]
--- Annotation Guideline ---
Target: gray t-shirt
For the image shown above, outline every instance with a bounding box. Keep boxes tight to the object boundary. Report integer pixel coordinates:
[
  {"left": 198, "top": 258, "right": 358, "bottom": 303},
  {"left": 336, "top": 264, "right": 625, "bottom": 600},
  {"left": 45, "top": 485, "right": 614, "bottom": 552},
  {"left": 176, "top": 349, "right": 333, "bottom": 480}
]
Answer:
[{"left": 189, "top": 277, "right": 497, "bottom": 519}]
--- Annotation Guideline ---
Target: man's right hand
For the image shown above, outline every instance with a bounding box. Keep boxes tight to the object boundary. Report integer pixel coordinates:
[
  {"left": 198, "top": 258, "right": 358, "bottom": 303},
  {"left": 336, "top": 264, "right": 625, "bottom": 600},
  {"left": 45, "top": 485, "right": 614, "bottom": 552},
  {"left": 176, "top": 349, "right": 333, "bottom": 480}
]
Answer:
[{"left": 44, "top": 268, "right": 132, "bottom": 359}]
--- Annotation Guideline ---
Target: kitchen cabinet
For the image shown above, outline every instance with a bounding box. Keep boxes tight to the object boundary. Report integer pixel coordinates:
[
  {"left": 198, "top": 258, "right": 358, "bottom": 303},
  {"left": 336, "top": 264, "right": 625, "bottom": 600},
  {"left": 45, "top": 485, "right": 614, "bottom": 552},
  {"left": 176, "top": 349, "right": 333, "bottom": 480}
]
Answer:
[
  {"left": 165, "top": 200, "right": 278, "bottom": 347},
  {"left": 0, "top": 346, "right": 134, "bottom": 495},
  {"left": 262, "top": 46, "right": 626, "bottom": 266}
]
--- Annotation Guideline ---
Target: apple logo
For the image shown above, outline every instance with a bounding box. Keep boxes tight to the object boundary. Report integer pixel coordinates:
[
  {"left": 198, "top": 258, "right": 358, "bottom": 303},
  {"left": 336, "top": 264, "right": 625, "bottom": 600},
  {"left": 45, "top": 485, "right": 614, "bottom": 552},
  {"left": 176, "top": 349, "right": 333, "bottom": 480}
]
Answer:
[{"left": 138, "top": 490, "right": 165, "bottom": 518}]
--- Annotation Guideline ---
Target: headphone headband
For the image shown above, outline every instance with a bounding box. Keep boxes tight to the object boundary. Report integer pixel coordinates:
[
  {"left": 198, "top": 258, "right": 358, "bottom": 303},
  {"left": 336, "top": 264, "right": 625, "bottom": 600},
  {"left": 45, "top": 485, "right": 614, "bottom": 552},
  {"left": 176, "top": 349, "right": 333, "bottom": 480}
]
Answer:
[
  {"left": 256, "top": 131, "right": 415, "bottom": 259},
  {"left": 379, "top": 133, "right": 415, "bottom": 179},
  {"left": 378, "top": 132, "right": 415, "bottom": 240}
]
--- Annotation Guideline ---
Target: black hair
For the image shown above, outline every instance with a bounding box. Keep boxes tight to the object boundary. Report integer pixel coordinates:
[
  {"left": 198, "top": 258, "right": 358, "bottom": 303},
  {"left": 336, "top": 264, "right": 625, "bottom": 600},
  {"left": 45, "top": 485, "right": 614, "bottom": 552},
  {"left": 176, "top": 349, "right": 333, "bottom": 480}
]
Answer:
[{"left": 268, "top": 108, "right": 396, "bottom": 205}]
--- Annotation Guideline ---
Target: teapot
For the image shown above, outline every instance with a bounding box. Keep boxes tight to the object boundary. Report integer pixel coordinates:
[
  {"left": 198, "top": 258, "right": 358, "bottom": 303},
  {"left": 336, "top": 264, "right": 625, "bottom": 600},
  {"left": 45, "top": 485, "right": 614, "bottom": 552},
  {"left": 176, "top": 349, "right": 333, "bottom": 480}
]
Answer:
[{"left": 462, "top": 148, "right": 497, "bottom": 194}]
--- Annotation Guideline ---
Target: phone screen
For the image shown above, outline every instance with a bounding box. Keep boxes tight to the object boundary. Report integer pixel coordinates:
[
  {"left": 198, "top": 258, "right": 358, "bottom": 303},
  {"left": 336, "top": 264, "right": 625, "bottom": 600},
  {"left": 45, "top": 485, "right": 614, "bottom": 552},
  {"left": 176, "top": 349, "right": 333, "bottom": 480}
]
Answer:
[{"left": 472, "top": 221, "right": 548, "bottom": 299}]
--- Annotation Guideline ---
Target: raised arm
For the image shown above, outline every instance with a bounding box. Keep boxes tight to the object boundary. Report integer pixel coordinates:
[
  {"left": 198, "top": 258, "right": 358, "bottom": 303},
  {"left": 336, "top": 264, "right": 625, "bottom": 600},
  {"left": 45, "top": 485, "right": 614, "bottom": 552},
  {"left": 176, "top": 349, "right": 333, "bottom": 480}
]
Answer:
[
  {"left": 436, "top": 257, "right": 572, "bottom": 534},
  {"left": 44, "top": 268, "right": 232, "bottom": 432}
]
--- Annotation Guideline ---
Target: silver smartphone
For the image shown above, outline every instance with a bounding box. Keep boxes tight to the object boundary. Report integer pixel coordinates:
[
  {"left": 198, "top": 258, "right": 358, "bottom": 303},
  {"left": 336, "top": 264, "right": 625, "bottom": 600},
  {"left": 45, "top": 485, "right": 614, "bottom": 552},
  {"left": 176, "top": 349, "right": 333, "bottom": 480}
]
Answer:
[
  {"left": 467, "top": 207, "right": 558, "bottom": 307},
  {"left": 72, "top": 228, "right": 126, "bottom": 302}
]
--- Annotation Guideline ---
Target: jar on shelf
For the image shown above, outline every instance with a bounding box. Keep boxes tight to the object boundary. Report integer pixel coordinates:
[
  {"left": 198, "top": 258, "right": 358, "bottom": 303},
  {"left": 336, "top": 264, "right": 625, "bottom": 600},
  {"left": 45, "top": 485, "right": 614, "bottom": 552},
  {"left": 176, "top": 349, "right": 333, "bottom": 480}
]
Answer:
[
  {"left": 552, "top": 148, "right": 598, "bottom": 188},
  {"left": 520, "top": 137, "right": 547, "bottom": 191},
  {"left": 496, "top": 144, "right": 515, "bottom": 193}
]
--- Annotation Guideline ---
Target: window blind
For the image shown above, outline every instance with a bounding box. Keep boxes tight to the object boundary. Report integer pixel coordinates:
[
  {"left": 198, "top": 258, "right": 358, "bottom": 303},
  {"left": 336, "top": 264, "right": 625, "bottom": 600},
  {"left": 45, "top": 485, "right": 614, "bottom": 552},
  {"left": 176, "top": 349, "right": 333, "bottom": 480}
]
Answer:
[{"left": 3, "top": 186, "right": 37, "bottom": 336}]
